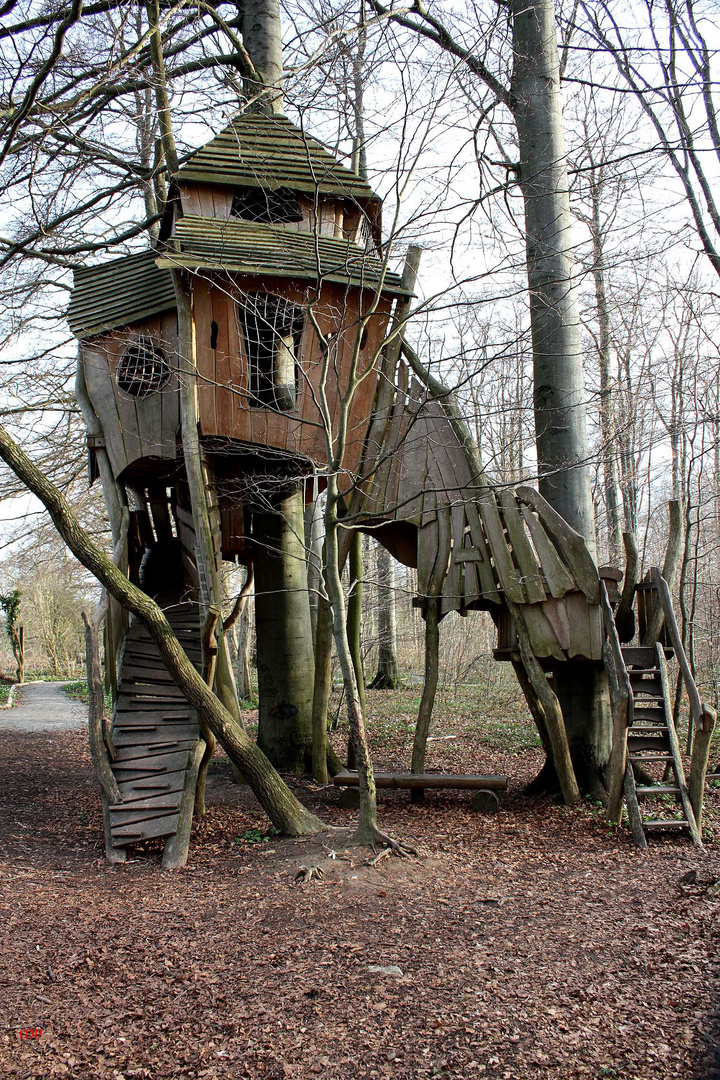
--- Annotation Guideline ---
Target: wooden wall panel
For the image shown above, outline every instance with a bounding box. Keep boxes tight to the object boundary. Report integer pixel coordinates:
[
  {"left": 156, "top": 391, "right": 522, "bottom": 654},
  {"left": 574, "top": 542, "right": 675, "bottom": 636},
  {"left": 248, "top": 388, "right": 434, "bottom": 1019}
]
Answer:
[
  {"left": 83, "top": 316, "right": 180, "bottom": 480},
  {"left": 193, "top": 275, "right": 391, "bottom": 475}
]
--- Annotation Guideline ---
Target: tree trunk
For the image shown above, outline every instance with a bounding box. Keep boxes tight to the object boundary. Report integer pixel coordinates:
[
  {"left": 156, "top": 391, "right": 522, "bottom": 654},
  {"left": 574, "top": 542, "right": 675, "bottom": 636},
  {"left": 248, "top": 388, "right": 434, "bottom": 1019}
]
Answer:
[
  {"left": 511, "top": 0, "right": 595, "bottom": 545},
  {"left": 242, "top": 0, "right": 284, "bottom": 115},
  {"left": 370, "top": 543, "right": 400, "bottom": 689},
  {"left": 347, "top": 531, "right": 366, "bottom": 715},
  {"left": 254, "top": 484, "right": 315, "bottom": 773},
  {"left": 511, "top": 0, "right": 610, "bottom": 791},
  {"left": 311, "top": 592, "right": 332, "bottom": 784}
]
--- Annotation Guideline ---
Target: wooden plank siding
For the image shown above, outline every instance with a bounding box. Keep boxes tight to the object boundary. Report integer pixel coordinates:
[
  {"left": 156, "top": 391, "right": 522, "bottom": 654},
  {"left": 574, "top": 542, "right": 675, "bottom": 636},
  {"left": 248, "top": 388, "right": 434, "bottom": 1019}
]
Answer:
[{"left": 191, "top": 276, "right": 391, "bottom": 478}]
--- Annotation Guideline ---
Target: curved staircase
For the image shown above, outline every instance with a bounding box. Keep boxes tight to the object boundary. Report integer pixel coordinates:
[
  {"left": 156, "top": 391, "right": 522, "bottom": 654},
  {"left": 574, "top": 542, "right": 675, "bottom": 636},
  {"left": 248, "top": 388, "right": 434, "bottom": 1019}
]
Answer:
[{"left": 106, "top": 583, "right": 202, "bottom": 852}]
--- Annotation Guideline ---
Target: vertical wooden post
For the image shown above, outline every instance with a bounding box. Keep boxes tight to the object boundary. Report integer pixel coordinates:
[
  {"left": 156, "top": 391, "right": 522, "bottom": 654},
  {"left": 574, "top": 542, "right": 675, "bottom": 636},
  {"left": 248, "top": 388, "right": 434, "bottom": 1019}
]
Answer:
[{"left": 410, "top": 596, "right": 440, "bottom": 803}]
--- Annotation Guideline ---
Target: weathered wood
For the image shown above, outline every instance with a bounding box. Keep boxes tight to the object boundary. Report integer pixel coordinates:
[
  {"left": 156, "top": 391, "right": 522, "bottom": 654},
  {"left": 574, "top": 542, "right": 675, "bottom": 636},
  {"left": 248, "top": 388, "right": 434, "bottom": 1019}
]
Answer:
[
  {"left": 623, "top": 760, "right": 648, "bottom": 849},
  {"left": 507, "top": 599, "right": 580, "bottom": 805},
  {"left": 689, "top": 704, "right": 717, "bottom": 829},
  {"left": 333, "top": 771, "right": 507, "bottom": 791},
  {"left": 656, "top": 644, "right": 701, "bottom": 845},
  {"left": 599, "top": 582, "right": 631, "bottom": 823},
  {"left": 520, "top": 506, "right": 574, "bottom": 598},
  {"left": 515, "top": 486, "right": 600, "bottom": 604},
  {"left": 497, "top": 488, "right": 546, "bottom": 603},
  {"left": 477, "top": 494, "right": 526, "bottom": 603},
  {"left": 615, "top": 530, "right": 638, "bottom": 642},
  {"left": 643, "top": 502, "right": 683, "bottom": 646},
  {"left": 522, "top": 603, "right": 566, "bottom": 662},
  {"left": 411, "top": 596, "right": 440, "bottom": 802},
  {"left": 112, "top": 813, "right": 180, "bottom": 846},
  {"left": 464, "top": 500, "right": 500, "bottom": 602},
  {"left": 163, "top": 740, "right": 205, "bottom": 869}
]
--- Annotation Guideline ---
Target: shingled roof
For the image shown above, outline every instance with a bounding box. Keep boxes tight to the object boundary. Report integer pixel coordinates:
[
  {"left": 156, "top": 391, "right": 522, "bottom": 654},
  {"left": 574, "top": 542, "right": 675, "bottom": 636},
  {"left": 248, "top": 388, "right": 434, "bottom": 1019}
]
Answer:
[
  {"left": 177, "top": 114, "right": 378, "bottom": 200},
  {"left": 155, "top": 217, "right": 408, "bottom": 294},
  {"left": 68, "top": 251, "right": 175, "bottom": 339}
]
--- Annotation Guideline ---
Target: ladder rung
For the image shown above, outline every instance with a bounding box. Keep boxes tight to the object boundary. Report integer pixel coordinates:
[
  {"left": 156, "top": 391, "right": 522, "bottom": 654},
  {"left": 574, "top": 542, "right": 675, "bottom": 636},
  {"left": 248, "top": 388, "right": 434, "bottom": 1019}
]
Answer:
[
  {"left": 632, "top": 696, "right": 665, "bottom": 703},
  {"left": 630, "top": 725, "right": 669, "bottom": 732},
  {"left": 635, "top": 785, "right": 681, "bottom": 795}
]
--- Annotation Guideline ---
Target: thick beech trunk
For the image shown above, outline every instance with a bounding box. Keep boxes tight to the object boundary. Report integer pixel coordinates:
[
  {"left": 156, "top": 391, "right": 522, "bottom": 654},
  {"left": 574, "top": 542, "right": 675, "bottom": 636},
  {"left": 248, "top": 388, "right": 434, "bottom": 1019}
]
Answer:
[
  {"left": 511, "top": 0, "right": 610, "bottom": 791},
  {"left": 242, "top": 0, "right": 284, "bottom": 114},
  {"left": 254, "top": 485, "right": 315, "bottom": 773}
]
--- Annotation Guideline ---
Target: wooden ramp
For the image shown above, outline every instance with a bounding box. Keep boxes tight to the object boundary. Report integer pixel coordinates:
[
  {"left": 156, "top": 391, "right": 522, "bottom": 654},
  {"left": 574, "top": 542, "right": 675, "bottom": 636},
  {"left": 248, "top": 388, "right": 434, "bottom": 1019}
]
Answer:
[{"left": 107, "top": 599, "right": 202, "bottom": 850}]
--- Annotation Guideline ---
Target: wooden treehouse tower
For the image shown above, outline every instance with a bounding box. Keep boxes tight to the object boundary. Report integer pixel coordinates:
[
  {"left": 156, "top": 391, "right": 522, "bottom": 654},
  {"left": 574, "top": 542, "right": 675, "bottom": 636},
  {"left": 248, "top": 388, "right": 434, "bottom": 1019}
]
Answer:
[{"left": 68, "top": 114, "right": 408, "bottom": 861}]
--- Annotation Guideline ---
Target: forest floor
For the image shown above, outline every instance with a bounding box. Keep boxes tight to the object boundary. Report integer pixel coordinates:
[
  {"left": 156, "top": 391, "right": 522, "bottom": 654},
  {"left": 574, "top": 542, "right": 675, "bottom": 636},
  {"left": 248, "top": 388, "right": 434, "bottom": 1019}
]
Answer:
[{"left": 1, "top": 684, "right": 720, "bottom": 1080}]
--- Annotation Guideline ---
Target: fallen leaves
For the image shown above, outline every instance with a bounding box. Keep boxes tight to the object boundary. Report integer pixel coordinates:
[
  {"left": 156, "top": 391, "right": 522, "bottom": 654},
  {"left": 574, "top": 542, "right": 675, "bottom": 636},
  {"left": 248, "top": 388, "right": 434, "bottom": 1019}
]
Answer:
[{"left": 0, "top": 713, "right": 719, "bottom": 1079}]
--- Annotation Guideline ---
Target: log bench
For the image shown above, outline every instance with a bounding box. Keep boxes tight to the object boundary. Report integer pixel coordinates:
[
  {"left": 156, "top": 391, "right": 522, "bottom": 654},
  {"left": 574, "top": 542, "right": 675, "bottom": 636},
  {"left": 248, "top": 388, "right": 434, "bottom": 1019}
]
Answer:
[{"left": 332, "top": 771, "right": 508, "bottom": 812}]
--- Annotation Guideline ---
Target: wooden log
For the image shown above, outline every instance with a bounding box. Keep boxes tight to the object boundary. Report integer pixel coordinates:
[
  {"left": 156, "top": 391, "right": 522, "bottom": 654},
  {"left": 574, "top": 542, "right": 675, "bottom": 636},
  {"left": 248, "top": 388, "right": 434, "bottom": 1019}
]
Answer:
[
  {"left": 643, "top": 501, "right": 683, "bottom": 646},
  {"left": 83, "top": 611, "right": 121, "bottom": 805},
  {"left": 600, "top": 581, "right": 632, "bottom": 823},
  {"left": 689, "top": 705, "right": 717, "bottom": 829},
  {"left": 162, "top": 740, "right": 205, "bottom": 869},
  {"left": 411, "top": 595, "right": 440, "bottom": 802},
  {"left": 623, "top": 760, "right": 648, "bottom": 849},
  {"left": 507, "top": 599, "right": 580, "bottom": 805},
  {"left": 615, "top": 530, "right": 638, "bottom": 643},
  {"left": 332, "top": 771, "right": 508, "bottom": 791}
]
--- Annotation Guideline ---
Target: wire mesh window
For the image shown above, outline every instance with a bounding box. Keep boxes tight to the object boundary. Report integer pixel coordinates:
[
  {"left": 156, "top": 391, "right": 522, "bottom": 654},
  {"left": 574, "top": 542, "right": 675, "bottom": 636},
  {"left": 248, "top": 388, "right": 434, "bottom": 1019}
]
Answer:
[
  {"left": 236, "top": 293, "right": 304, "bottom": 411},
  {"left": 116, "top": 337, "right": 172, "bottom": 398},
  {"left": 231, "top": 185, "right": 303, "bottom": 224}
]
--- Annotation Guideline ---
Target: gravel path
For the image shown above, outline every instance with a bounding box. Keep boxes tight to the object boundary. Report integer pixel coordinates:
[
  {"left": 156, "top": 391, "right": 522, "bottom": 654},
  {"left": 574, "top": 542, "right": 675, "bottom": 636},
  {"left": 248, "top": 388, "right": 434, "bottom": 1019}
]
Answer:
[{"left": 0, "top": 681, "right": 87, "bottom": 732}]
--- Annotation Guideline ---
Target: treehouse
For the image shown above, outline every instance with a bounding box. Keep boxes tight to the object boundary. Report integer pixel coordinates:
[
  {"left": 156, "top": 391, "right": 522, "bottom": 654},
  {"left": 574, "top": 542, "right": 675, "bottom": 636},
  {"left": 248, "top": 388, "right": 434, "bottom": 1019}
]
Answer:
[{"left": 68, "top": 114, "right": 408, "bottom": 568}]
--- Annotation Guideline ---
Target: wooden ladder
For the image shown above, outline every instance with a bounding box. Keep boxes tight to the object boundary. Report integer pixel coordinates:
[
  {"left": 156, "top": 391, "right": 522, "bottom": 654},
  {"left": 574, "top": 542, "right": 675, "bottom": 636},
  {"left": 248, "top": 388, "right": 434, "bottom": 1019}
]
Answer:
[{"left": 621, "top": 642, "right": 701, "bottom": 847}]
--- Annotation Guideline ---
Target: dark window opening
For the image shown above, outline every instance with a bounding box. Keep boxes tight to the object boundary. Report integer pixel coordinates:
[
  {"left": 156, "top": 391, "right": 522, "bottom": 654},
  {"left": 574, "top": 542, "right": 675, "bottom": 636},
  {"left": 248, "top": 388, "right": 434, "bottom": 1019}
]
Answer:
[
  {"left": 237, "top": 293, "right": 304, "bottom": 411},
  {"left": 117, "top": 336, "right": 171, "bottom": 398},
  {"left": 231, "top": 185, "right": 303, "bottom": 224},
  {"left": 210, "top": 321, "right": 219, "bottom": 350}
]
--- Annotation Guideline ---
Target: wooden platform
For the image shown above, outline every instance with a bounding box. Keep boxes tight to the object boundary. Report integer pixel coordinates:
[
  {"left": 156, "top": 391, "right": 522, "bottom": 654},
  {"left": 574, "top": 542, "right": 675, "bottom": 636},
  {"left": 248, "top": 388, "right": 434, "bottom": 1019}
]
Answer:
[{"left": 108, "top": 600, "right": 201, "bottom": 848}]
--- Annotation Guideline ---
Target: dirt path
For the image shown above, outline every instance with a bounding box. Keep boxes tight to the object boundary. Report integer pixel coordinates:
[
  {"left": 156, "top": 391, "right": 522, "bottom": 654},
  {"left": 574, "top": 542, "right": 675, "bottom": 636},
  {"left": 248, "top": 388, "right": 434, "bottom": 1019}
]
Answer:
[{"left": 0, "top": 681, "right": 86, "bottom": 733}]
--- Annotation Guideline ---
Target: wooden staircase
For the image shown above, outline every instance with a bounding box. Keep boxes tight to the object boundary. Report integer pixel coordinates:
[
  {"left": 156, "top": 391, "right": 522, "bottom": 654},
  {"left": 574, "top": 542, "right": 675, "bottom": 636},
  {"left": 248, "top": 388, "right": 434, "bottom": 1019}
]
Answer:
[
  {"left": 622, "top": 643, "right": 701, "bottom": 846},
  {"left": 107, "top": 598, "right": 202, "bottom": 851}
]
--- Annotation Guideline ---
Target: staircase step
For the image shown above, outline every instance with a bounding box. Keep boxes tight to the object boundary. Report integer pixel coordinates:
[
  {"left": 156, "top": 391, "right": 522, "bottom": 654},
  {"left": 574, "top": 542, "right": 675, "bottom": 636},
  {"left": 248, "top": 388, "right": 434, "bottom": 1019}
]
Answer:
[
  {"left": 111, "top": 813, "right": 180, "bottom": 845},
  {"left": 635, "top": 785, "right": 681, "bottom": 795},
  {"left": 622, "top": 647, "right": 659, "bottom": 667},
  {"left": 630, "top": 724, "right": 669, "bottom": 732}
]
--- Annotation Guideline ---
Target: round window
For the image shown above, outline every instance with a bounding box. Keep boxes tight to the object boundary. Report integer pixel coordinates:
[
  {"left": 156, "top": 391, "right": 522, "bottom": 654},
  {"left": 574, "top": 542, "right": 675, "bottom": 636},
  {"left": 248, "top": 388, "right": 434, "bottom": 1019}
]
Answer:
[{"left": 116, "top": 337, "right": 172, "bottom": 398}]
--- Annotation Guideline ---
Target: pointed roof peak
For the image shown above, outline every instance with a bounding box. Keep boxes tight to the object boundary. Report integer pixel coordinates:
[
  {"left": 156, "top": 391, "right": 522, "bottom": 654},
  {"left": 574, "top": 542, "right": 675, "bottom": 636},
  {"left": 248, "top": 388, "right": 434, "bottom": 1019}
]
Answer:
[{"left": 177, "top": 114, "right": 377, "bottom": 201}]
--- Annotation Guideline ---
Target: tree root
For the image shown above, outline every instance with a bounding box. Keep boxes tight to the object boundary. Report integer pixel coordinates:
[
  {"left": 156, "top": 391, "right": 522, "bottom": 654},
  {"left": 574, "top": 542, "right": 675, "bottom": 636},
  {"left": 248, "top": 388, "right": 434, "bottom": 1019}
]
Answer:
[
  {"left": 295, "top": 864, "right": 324, "bottom": 883},
  {"left": 348, "top": 826, "right": 417, "bottom": 860}
]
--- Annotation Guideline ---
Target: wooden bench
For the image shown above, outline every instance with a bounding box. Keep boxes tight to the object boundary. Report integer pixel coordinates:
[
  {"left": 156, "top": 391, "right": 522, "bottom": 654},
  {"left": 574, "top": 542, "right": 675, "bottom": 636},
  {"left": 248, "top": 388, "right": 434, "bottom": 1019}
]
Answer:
[{"left": 332, "top": 770, "right": 507, "bottom": 812}]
